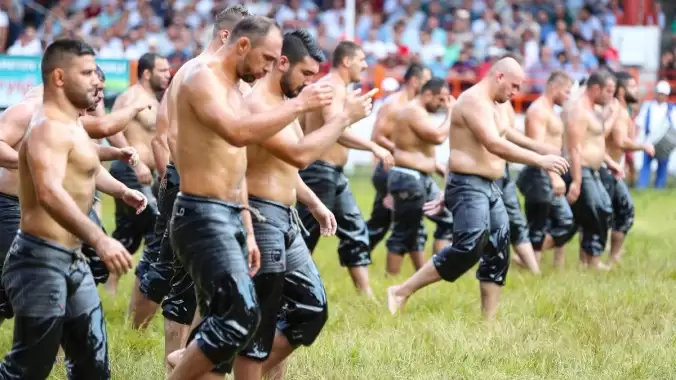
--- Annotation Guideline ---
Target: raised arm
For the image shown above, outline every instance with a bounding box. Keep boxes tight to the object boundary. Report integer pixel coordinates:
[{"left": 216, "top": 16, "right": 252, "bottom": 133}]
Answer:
[
  {"left": 0, "top": 102, "right": 36, "bottom": 169},
  {"left": 25, "top": 122, "right": 107, "bottom": 247},
  {"left": 151, "top": 92, "right": 171, "bottom": 178},
  {"left": 464, "top": 99, "right": 543, "bottom": 166},
  {"left": 187, "top": 70, "right": 331, "bottom": 147},
  {"left": 105, "top": 94, "right": 133, "bottom": 148},
  {"left": 258, "top": 89, "right": 375, "bottom": 168},
  {"left": 405, "top": 105, "right": 451, "bottom": 145},
  {"left": 81, "top": 102, "right": 149, "bottom": 139}
]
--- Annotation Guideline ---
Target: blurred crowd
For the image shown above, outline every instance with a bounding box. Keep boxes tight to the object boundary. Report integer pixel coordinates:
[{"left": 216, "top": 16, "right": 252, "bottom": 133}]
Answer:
[{"left": 0, "top": 0, "right": 670, "bottom": 92}]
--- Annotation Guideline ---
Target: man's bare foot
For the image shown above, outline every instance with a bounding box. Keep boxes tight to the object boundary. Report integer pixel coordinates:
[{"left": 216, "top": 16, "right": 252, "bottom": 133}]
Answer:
[
  {"left": 589, "top": 261, "right": 611, "bottom": 271},
  {"left": 387, "top": 286, "right": 407, "bottom": 315},
  {"left": 167, "top": 348, "right": 185, "bottom": 371}
]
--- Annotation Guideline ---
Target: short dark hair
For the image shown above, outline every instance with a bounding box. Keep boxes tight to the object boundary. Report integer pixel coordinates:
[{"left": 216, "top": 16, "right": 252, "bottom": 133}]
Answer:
[
  {"left": 403, "top": 64, "right": 426, "bottom": 83},
  {"left": 96, "top": 65, "right": 105, "bottom": 82},
  {"left": 137, "top": 53, "right": 162, "bottom": 80},
  {"left": 282, "top": 29, "right": 325, "bottom": 64},
  {"left": 213, "top": 4, "right": 251, "bottom": 37},
  {"left": 547, "top": 70, "right": 572, "bottom": 86},
  {"left": 587, "top": 69, "right": 616, "bottom": 89},
  {"left": 421, "top": 77, "right": 448, "bottom": 95},
  {"left": 41, "top": 39, "right": 95, "bottom": 84},
  {"left": 229, "top": 15, "right": 281, "bottom": 47},
  {"left": 331, "top": 41, "right": 362, "bottom": 68}
]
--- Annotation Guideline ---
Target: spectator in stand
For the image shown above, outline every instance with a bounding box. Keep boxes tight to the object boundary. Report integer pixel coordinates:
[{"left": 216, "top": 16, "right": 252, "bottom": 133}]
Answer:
[
  {"left": 546, "top": 20, "right": 574, "bottom": 54},
  {"left": 577, "top": 5, "right": 603, "bottom": 41},
  {"left": 565, "top": 53, "right": 588, "bottom": 82},
  {"left": 419, "top": 29, "right": 444, "bottom": 67},
  {"left": 7, "top": 25, "right": 41, "bottom": 55},
  {"left": 528, "top": 46, "right": 559, "bottom": 93}
]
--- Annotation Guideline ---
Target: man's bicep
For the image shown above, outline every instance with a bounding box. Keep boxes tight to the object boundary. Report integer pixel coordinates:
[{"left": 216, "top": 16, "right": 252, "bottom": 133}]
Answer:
[
  {"left": 463, "top": 104, "right": 499, "bottom": 144},
  {"left": 186, "top": 74, "right": 236, "bottom": 132},
  {"left": 566, "top": 111, "right": 586, "bottom": 145},
  {"left": 0, "top": 104, "right": 33, "bottom": 145},
  {"left": 524, "top": 111, "right": 546, "bottom": 140},
  {"left": 321, "top": 86, "right": 345, "bottom": 122}
]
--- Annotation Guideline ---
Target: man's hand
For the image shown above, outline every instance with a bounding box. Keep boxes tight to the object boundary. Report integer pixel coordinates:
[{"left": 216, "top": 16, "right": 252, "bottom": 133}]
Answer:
[
  {"left": 607, "top": 161, "right": 625, "bottom": 179},
  {"left": 134, "top": 161, "right": 153, "bottom": 185},
  {"left": 373, "top": 145, "right": 394, "bottom": 171},
  {"left": 134, "top": 99, "right": 153, "bottom": 113},
  {"left": 550, "top": 174, "right": 566, "bottom": 196},
  {"left": 383, "top": 193, "right": 394, "bottom": 210},
  {"left": 310, "top": 203, "right": 337, "bottom": 236},
  {"left": 435, "top": 161, "right": 446, "bottom": 177},
  {"left": 423, "top": 192, "right": 445, "bottom": 216},
  {"left": 122, "top": 188, "right": 148, "bottom": 214},
  {"left": 567, "top": 182, "right": 581, "bottom": 204},
  {"left": 344, "top": 88, "right": 379, "bottom": 123},
  {"left": 247, "top": 235, "right": 261, "bottom": 277},
  {"left": 295, "top": 82, "right": 334, "bottom": 112},
  {"left": 119, "top": 147, "right": 140, "bottom": 167},
  {"left": 536, "top": 155, "right": 569, "bottom": 175},
  {"left": 94, "top": 236, "right": 133, "bottom": 275},
  {"left": 643, "top": 143, "right": 655, "bottom": 157}
]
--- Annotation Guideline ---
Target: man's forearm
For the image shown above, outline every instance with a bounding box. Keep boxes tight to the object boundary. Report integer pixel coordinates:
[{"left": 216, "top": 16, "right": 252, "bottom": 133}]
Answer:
[
  {"left": 0, "top": 144, "right": 18, "bottom": 169},
  {"left": 106, "top": 132, "right": 130, "bottom": 148},
  {"left": 39, "top": 186, "right": 107, "bottom": 247},
  {"left": 506, "top": 129, "right": 559, "bottom": 155},
  {"left": 241, "top": 180, "right": 254, "bottom": 235},
  {"left": 338, "top": 129, "right": 376, "bottom": 151},
  {"left": 95, "top": 167, "right": 128, "bottom": 198},
  {"left": 97, "top": 146, "right": 123, "bottom": 162},
  {"left": 151, "top": 137, "right": 170, "bottom": 177},
  {"left": 296, "top": 174, "right": 322, "bottom": 209}
]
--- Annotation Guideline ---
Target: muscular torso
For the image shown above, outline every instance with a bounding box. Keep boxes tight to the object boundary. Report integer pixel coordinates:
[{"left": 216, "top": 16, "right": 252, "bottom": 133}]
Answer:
[
  {"left": 247, "top": 123, "right": 302, "bottom": 206},
  {"left": 118, "top": 85, "right": 159, "bottom": 170},
  {"left": 449, "top": 91, "right": 508, "bottom": 180},
  {"left": 568, "top": 102, "right": 606, "bottom": 170},
  {"left": 606, "top": 107, "right": 632, "bottom": 162},
  {"left": 301, "top": 75, "right": 349, "bottom": 167},
  {"left": 20, "top": 118, "right": 100, "bottom": 249},
  {"left": 176, "top": 63, "right": 246, "bottom": 202},
  {"left": 528, "top": 97, "right": 565, "bottom": 152},
  {"left": 392, "top": 103, "right": 438, "bottom": 174},
  {"left": 0, "top": 99, "right": 40, "bottom": 197}
]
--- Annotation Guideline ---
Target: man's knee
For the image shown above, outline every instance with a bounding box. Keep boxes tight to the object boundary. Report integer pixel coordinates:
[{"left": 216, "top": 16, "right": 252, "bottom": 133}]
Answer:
[
  {"left": 278, "top": 266, "right": 328, "bottom": 348},
  {"left": 432, "top": 229, "right": 488, "bottom": 282},
  {"left": 161, "top": 272, "right": 197, "bottom": 325}
]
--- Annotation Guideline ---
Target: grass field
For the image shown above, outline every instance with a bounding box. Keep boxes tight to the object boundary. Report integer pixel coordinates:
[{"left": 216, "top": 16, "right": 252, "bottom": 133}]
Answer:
[{"left": 0, "top": 170, "right": 675, "bottom": 379}]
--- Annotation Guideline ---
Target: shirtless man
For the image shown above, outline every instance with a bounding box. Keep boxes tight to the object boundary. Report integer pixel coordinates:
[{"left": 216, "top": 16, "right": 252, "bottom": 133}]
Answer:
[
  {"left": 108, "top": 52, "right": 170, "bottom": 300},
  {"left": 367, "top": 64, "right": 435, "bottom": 252},
  {"left": 296, "top": 41, "right": 394, "bottom": 296},
  {"left": 235, "top": 28, "right": 377, "bottom": 380},
  {"left": 602, "top": 71, "right": 654, "bottom": 265},
  {"left": 386, "top": 57, "right": 568, "bottom": 319},
  {"left": 142, "top": 4, "right": 252, "bottom": 365},
  {"left": 384, "top": 77, "right": 454, "bottom": 275},
  {"left": 0, "top": 38, "right": 143, "bottom": 379},
  {"left": 562, "top": 69, "right": 624, "bottom": 270},
  {"left": 0, "top": 69, "right": 150, "bottom": 322},
  {"left": 166, "top": 16, "right": 334, "bottom": 380},
  {"left": 517, "top": 70, "right": 577, "bottom": 267}
]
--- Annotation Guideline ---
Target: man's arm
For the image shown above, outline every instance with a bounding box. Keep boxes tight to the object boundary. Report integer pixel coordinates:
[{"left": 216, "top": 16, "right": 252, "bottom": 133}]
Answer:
[
  {"left": 81, "top": 103, "right": 148, "bottom": 139},
  {"left": 296, "top": 173, "right": 324, "bottom": 209},
  {"left": 0, "top": 102, "right": 35, "bottom": 169},
  {"left": 93, "top": 143, "right": 123, "bottom": 162},
  {"left": 463, "top": 99, "right": 543, "bottom": 166},
  {"left": 187, "top": 70, "right": 326, "bottom": 147},
  {"left": 151, "top": 92, "right": 171, "bottom": 177},
  {"left": 524, "top": 109, "right": 561, "bottom": 180},
  {"left": 94, "top": 166, "right": 130, "bottom": 198},
  {"left": 371, "top": 104, "right": 395, "bottom": 151},
  {"left": 505, "top": 127, "right": 560, "bottom": 155},
  {"left": 25, "top": 122, "right": 107, "bottom": 246},
  {"left": 240, "top": 179, "right": 254, "bottom": 236},
  {"left": 565, "top": 108, "right": 586, "bottom": 185},
  {"left": 405, "top": 106, "right": 451, "bottom": 145},
  {"left": 611, "top": 109, "right": 651, "bottom": 152}
]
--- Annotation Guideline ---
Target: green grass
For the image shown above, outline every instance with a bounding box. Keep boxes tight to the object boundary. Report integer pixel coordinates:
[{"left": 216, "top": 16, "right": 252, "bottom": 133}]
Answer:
[{"left": 1, "top": 170, "right": 676, "bottom": 379}]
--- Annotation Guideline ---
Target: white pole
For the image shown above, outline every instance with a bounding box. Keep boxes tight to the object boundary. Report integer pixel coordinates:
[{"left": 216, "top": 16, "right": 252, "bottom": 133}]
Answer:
[{"left": 345, "top": 0, "right": 356, "bottom": 41}]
